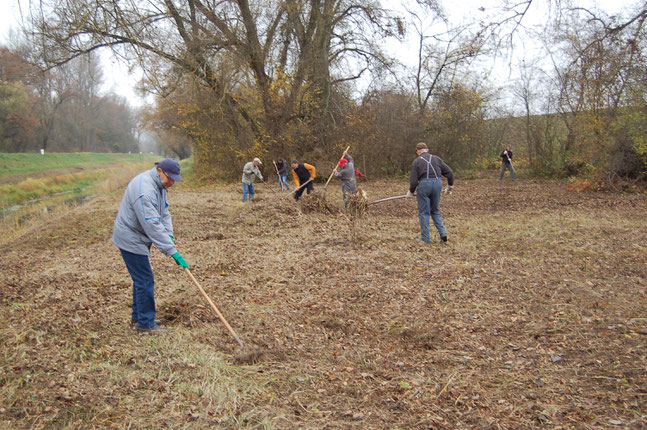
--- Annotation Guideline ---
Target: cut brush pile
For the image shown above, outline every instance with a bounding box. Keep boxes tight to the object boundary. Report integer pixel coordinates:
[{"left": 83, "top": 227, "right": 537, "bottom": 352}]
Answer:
[
  {"left": 346, "top": 187, "right": 368, "bottom": 218},
  {"left": 298, "top": 191, "right": 339, "bottom": 214}
]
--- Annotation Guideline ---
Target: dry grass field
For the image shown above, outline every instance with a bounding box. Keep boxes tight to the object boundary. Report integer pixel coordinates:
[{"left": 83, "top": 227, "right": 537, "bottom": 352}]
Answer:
[{"left": 1, "top": 177, "right": 646, "bottom": 429}]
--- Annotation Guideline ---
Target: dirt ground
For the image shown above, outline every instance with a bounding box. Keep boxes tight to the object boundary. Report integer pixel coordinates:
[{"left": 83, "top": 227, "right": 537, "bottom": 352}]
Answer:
[{"left": 1, "top": 178, "right": 646, "bottom": 429}]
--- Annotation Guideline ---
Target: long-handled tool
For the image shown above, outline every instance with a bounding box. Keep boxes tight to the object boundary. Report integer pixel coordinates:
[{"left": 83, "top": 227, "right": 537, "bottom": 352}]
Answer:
[
  {"left": 284, "top": 177, "right": 313, "bottom": 198},
  {"left": 503, "top": 150, "right": 515, "bottom": 175},
  {"left": 271, "top": 160, "right": 282, "bottom": 190},
  {"left": 272, "top": 160, "right": 280, "bottom": 177},
  {"left": 184, "top": 268, "right": 262, "bottom": 364},
  {"left": 261, "top": 179, "right": 276, "bottom": 193},
  {"left": 323, "top": 145, "right": 351, "bottom": 189},
  {"left": 368, "top": 195, "right": 409, "bottom": 205}
]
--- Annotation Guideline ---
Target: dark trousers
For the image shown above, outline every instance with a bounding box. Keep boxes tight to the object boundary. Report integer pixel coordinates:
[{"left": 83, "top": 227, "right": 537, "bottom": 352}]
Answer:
[
  {"left": 294, "top": 181, "right": 314, "bottom": 201},
  {"left": 416, "top": 178, "right": 446, "bottom": 242},
  {"left": 499, "top": 162, "right": 515, "bottom": 180},
  {"left": 120, "top": 248, "right": 156, "bottom": 329}
]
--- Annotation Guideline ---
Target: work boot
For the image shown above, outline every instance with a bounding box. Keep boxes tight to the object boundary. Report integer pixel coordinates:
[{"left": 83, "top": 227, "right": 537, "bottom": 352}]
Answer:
[
  {"left": 440, "top": 235, "right": 448, "bottom": 243},
  {"left": 137, "top": 324, "right": 168, "bottom": 334},
  {"left": 131, "top": 320, "right": 161, "bottom": 327}
]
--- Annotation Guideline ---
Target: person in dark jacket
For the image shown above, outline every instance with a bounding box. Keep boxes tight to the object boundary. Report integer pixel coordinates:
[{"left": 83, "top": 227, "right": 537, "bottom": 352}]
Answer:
[
  {"left": 112, "top": 159, "right": 189, "bottom": 333},
  {"left": 274, "top": 159, "right": 290, "bottom": 190},
  {"left": 290, "top": 160, "right": 316, "bottom": 201},
  {"left": 407, "top": 142, "right": 454, "bottom": 243},
  {"left": 332, "top": 150, "right": 357, "bottom": 208},
  {"left": 499, "top": 146, "right": 515, "bottom": 180}
]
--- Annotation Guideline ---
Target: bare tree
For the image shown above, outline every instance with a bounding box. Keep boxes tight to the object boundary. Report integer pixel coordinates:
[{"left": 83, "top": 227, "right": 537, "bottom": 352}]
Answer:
[
  {"left": 512, "top": 61, "right": 563, "bottom": 175},
  {"left": 33, "top": 67, "right": 73, "bottom": 151},
  {"left": 71, "top": 53, "right": 103, "bottom": 151},
  {"left": 546, "top": 4, "right": 647, "bottom": 172},
  {"left": 26, "top": 0, "right": 401, "bottom": 158},
  {"left": 407, "top": 6, "right": 485, "bottom": 113}
]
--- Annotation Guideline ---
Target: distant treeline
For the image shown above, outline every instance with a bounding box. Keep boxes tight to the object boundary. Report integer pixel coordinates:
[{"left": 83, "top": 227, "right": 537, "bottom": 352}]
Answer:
[
  {"left": 0, "top": 48, "right": 138, "bottom": 154},
  {"left": 3, "top": 1, "right": 646, "bottom": 182}
]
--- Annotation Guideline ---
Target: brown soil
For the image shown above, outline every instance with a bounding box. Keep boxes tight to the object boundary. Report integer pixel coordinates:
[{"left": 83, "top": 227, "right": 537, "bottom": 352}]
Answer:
[{"left": 1, "top": 178, "right": 646, "bottom": 428}]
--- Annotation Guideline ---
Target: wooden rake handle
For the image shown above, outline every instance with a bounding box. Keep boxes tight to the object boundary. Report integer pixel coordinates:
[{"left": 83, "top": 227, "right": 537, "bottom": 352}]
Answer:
[
  {"left": 368, "top": 194, "right": 409, "bottom": 205},
  {"left": 261, "top": 179, "right": 276, "bottom": 193},
  {"left": 185, "top": 268, "right": 244, "bottom": 348},
  {"left": 284, "top": 177, "right": 313, "bottom": 198},
  {"left": 324, "top": 145, "right": 351, "bottom": 189}
]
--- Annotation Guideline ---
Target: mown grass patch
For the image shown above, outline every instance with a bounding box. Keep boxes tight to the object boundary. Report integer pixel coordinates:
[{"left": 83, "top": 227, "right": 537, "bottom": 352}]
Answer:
[
  {"left": 0, "top": 152, "right": 158, "bottom": 179},
  {"left": 0, "top": 158, "right": 174, "bottom": 245}
]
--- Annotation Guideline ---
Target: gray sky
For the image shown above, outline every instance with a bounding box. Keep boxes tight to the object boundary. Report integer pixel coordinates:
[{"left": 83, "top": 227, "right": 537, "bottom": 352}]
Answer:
[
  {"left": 0, "top": 0, "right": 144, "bottom": 106},
  {"left": 0, "top": 0, "right": 639, "bottom": 109}
]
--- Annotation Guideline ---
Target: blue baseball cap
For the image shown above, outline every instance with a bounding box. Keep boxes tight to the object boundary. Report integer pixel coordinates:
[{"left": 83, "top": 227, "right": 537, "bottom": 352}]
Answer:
[{"left": 156, "top": 158, "right": 184, "bottom": 181}]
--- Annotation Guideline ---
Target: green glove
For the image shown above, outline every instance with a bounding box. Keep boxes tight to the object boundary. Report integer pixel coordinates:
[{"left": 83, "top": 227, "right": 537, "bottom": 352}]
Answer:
[
  {"left": 172, "top": 252, "right": 188, "bottom": 268},
  {"left": 170, "top": 235, "right": 175, "bottom": 243}
]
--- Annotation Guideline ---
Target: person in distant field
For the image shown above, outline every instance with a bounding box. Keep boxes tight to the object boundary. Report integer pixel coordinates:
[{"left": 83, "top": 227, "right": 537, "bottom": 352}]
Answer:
[
  {"left": 291, "top": 160, "right": 316, "bottom": 201},
  {"left": 241, "top": 157, "right": 264, "bottom": 202},
  {"left": 112, "top": 158, "right": 188, "bottom": 334},
  {"left": 407, "top": 142, "right": 454, "bottom": 244},
  {"left": 332, "top": 150, "right": 357, "bottom": 208},
  {"left": 499, "top": 146, "right": 515, "bottom": 181},
  {"left": 274, "top": 158, "right": 290, "bottom": 191}
]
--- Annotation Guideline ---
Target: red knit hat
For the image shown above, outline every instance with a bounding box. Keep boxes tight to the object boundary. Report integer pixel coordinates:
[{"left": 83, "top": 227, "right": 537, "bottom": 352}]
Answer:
[{"left": 337, "top": 158, "right": 348, "bottom": 166}]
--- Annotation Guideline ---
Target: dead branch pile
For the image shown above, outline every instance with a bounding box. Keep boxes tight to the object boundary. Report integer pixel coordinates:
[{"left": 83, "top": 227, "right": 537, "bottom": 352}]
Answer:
[
  {"left": 298, "top": 192, "right": 338, "bottom": 214},
  {"left": 347, "top": 187, "right": 368, "bottom": 218},
  {"left": 261, "top": 197, "right": 301, "bottom": 216}
]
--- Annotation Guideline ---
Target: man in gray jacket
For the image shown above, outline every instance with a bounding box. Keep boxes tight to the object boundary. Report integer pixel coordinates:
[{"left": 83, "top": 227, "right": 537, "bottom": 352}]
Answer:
[
  {"left": 332, "top": 150, "right": 357, "bottom": 208},
  {"left": 112, "top": 158, "right": 189, "bottom": 333},
  {"left": 407, "top": 142, "right": 454, "bottom": 244},
  {"left": 241, "top": 157, "right": 263, "bottom": 202}
]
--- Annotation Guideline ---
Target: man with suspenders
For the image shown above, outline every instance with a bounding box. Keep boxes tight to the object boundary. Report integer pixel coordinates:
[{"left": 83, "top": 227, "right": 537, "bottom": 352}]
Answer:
[{"left": 407, "top": 142, "right": 454, "bottom": 243}]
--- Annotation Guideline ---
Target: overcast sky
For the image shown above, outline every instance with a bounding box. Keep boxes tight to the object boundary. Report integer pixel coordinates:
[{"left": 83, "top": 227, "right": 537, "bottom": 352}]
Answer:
[
  {"left": 0, "top": 0, "right": 144, "bottom": 106},
  {"left": 0, "top": 0, "right": 639, "bottom": 109}
]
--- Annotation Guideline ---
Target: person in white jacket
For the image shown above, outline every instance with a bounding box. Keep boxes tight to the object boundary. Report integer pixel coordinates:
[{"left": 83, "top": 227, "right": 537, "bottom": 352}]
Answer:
[
  {"left": 112, "top": 158, "right": 188, "bottom": 333},
  {"left": 241, "top": 157, "right": 263, "bottom": 202}
]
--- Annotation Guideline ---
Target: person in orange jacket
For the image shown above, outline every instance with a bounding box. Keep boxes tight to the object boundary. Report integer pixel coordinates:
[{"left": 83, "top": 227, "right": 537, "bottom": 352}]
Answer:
[{"left": 290, "top": 160, "right": 316, "bottom": 201}]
